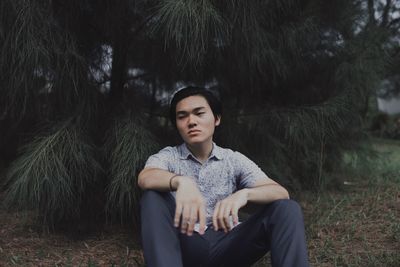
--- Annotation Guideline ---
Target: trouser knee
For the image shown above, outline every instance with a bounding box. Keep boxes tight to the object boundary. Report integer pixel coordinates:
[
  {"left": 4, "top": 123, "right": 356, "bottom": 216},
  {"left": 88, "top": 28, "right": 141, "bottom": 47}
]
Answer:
[
  {"left": 266, "top": 199, "right": 304, "bottom": 222},
  {"left": 140, "top": 190, "right": 175, "bottom": 222},
  {"left": 140, "top": 190, "right": 163, "bottom": 209}
]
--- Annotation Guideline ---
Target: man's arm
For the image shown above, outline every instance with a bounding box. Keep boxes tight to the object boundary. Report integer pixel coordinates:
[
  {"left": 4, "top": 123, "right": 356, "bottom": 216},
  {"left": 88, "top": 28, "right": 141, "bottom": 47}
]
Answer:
[
  {"left": 138, "top": 168, "right": 179, "bottom": 191},
  {"left": 243, "top": 178, "right": 289, "bottom": 203},
  {"left": 138, "top": 168, "right": 207, "bottom": 235},
  {"left": 212, "top": 178, "right": 289, "bottom": 233}
]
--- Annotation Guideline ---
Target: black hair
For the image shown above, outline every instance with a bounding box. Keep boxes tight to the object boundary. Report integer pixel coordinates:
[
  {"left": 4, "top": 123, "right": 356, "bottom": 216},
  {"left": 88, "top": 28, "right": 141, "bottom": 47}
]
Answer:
[{"left": 169, "top": 86, "right": 222, "bottom": 126}]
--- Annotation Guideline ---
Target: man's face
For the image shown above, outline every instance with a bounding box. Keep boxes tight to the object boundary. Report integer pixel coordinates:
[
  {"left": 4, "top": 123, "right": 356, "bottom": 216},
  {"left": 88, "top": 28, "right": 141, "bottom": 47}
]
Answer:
[{"left": 175, "top": 95, "right": 220, "bottom": 146}]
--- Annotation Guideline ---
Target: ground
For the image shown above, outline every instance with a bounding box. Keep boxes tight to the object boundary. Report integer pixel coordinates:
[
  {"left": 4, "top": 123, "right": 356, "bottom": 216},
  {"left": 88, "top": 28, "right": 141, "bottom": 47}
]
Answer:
[
  {"left": 1, "top": 138, "right": 399, "bottom": 267},
  {"left": 0, "top": 200, "right": 144, "bottom": 266}
]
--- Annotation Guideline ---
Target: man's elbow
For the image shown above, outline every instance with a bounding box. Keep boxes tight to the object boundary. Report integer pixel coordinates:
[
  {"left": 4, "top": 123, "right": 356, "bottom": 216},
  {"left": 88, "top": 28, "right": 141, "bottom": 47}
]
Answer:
[
  {"left": 280, "top": 186, "right": 290, "bottom": 200},
  {"left": 137, "top": 171, "right": 149, "bottom": 190}
]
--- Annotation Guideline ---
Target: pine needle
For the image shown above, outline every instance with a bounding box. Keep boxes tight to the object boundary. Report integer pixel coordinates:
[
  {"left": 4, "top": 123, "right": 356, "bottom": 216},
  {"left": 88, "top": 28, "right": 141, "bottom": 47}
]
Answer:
[
  {"left": 104, "top": 116, "right": 158, "bottom": 226},
  {"left": 4, "top": 119, "right": 103, "bottom": 227}
]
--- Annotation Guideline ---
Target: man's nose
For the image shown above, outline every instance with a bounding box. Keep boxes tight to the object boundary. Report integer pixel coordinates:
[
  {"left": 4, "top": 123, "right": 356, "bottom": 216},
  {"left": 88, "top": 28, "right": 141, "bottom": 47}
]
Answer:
[{"left": 187, "top": 114, "right": 197, "bottom": 127}]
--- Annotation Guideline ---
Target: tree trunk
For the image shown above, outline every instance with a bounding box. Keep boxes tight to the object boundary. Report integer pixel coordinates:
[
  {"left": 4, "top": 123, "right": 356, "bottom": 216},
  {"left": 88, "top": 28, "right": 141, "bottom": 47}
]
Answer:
[{"left": 109, "top": 10, "right": 129, "bottom": 104}]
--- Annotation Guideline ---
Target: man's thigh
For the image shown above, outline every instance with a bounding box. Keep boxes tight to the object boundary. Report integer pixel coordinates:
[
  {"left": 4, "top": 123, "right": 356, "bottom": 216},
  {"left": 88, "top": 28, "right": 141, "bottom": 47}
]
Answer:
[
  {"left": 179, "top": 229, "right": 226, "bottom": 267},
  {"left": 207, "top": 208, "right": 271, "bottom": 267}
]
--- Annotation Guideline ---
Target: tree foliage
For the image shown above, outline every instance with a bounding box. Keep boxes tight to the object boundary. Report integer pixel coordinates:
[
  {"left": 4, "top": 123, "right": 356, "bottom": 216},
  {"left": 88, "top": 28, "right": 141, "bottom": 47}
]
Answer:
[
  {"left": 4, "top": 118, "right": 103, "bottom": 227},
  {"left": 0, "top": 0, "right": 397, "bottom": 229},
  {"left": 104, "top": 115, "right": 158, "bottom": 226}
]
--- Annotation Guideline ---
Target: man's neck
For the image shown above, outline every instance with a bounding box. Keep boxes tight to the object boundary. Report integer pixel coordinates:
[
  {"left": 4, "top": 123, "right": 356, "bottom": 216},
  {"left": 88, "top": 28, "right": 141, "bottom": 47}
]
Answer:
[{"left": 186, "top": 140, "right": 213, "bottom": 163}]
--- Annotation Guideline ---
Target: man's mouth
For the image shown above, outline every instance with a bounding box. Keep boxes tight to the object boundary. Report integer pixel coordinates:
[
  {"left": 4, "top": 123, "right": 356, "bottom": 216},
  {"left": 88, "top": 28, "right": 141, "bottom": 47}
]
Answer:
[{"left": 188, "top": 129, "right": 201, "bottom": 134}]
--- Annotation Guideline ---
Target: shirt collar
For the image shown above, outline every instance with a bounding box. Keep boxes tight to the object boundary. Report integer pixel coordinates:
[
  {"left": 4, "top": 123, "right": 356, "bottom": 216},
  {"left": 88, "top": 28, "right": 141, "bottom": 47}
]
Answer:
[{"left": 178, "top": 142, "right": 224, "bottom": 161}]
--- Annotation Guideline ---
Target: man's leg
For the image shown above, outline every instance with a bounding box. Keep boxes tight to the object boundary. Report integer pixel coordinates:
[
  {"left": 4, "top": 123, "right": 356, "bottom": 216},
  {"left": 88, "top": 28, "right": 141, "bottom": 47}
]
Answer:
[
  {"left": 179, "top": 228, "right": 221, "bottom": 267},
  {"left": 140, "top": 190, "right": 210, "bottom": 267},
  {"left": 208, "top": 199, "right": 309, "bottom": 267},
  {"left": 140, "top": 190, "right": 184, "bottom": 267}
]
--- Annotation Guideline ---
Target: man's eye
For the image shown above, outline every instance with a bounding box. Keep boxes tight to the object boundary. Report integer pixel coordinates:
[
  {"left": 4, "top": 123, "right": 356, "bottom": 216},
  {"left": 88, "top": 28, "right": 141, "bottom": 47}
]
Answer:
[{"left": 197, "top": 112, "right": 205, "bottom": 116}]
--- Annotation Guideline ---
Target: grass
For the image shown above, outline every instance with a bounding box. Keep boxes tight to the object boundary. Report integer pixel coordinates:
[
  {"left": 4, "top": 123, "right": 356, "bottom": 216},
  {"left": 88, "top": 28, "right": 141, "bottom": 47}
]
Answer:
[
  {"left": 304, "top": 184, "right": 399, "bottom": 266},
  {"left": 301, "top": 137, "right": 400, "bottom": 267},
  {"left": 1, "top": 137, "right": 399, "bottom": 266},
  {"left": 253, "top": 137, "right": 400, "bottom": 267}
]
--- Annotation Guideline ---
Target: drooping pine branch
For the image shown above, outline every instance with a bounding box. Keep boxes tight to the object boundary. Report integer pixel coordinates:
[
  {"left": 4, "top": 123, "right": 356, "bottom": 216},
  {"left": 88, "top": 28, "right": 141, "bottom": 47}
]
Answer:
[
  {"left": 104, "top": 115, "right": 158, "bottom": 226},
  {"left": 4, "top": 118, "right": 103, "bottom": 227}
]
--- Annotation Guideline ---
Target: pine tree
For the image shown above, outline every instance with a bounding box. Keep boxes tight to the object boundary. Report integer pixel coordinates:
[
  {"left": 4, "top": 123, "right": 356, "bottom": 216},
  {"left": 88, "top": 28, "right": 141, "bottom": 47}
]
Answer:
[{"left": 0, "top": 0, "right": 396, "bottom": 229}]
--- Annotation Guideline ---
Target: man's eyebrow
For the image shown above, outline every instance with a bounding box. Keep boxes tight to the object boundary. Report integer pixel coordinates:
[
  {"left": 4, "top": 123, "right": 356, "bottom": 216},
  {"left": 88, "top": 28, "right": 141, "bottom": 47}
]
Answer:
[
  {"left": 176, "top": 107, "right": 206, "bottom": 114},
  {"left": 192, "top": 107, "right": 206, "bottom": 112}
]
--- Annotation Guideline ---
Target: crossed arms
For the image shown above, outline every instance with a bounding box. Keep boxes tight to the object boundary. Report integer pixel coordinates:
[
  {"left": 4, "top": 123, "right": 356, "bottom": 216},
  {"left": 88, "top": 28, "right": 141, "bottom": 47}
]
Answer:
[{"left": 138, "top": 168, "right": 289, "bottom": 236}]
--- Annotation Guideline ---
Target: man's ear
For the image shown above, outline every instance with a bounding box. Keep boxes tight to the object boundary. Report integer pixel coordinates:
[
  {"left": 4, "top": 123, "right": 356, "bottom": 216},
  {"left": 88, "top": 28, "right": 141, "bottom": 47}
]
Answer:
[{"left": 215, "top": 115, "right": 221, "bottom": 126}]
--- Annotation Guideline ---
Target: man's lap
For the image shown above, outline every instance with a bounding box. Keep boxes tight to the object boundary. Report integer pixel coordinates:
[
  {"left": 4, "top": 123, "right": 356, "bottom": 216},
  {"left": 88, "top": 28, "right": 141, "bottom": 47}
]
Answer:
[
  {"left": 179, "top": 201, "right": 295, "bottom": 266},
  {"left": 141, "top": 191, "right": 303, "bottom": 267}
]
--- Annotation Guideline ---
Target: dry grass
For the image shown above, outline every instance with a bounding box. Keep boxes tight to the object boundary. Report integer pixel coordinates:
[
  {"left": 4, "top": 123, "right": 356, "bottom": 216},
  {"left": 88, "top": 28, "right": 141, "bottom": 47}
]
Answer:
[
  {"left": 303, "top": 182, "right": 400, "bottom": 267},
  {"left": 0, "top": 194, "right": 144, "bottom": 266},
  {"left": 301, "top": 138, "right": 400, "bottom": 267}
]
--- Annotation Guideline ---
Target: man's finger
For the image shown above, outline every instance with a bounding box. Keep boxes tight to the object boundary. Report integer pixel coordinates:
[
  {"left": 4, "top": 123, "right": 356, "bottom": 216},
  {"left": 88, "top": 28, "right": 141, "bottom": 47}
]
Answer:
[
  {"left": 198, "top": 205, "right": 206, "bottom": 235},
  {"left": 222, "top": 204, "right": 232, "bottom": 231},
  {"left": 231, "top": 206, "right": 239, "bottom": 226},
  {"left": 186, "top": 206, "right": 197, "bottom": 236},
  {"left": 217, "top": 203, "right": 228, "bottom": 233},
  {"left": 180, "top": 205, "right": 190, "bottom": 234},
  {"left": 174, "top": 202, "right": 183, "bottom": 228},
  {"left": 212, "top": 202, "right": 220, "bottom": 231}
]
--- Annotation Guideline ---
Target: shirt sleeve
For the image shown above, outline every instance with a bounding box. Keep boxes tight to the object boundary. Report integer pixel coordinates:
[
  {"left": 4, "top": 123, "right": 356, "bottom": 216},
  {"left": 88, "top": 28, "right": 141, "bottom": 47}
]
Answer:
[
  {"left": 144, "top": 146, "right": 175, "bottom": 171},
  {"left": 233, "top": 151, "right": 269, "bottom": 188}
]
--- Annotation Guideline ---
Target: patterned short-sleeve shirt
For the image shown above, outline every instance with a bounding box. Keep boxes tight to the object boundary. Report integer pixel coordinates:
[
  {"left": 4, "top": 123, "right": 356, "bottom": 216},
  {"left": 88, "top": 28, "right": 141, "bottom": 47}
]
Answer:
[{"left": 145, "top": 143, "right": 269, "bottom": 224}]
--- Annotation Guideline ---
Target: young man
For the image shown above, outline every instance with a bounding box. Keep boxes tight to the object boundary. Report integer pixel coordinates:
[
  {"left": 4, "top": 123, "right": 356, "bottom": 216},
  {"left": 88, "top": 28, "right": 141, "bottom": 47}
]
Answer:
[{"left": 138, "top": 86, "right": 309, "bottom": 267}]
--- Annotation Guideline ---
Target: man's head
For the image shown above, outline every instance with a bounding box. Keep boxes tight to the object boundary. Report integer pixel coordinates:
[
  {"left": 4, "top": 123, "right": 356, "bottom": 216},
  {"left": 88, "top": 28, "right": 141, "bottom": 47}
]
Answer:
[
  {"left": 169, "top": 86, "right": 222, "bottom": 126},
  {"left": 169, "top": 86, "right": 222, "bottom": 145}
]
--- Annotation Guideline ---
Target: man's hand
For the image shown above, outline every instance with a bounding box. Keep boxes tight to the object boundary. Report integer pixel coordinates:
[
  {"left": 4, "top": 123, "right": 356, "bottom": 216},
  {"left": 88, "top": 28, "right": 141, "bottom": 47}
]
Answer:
[
  {"left": 212, "top": 189, "right": 248, "bottom": 233},
  {"left": 174, "top": 176, "right": 206, "bottom": 236}
]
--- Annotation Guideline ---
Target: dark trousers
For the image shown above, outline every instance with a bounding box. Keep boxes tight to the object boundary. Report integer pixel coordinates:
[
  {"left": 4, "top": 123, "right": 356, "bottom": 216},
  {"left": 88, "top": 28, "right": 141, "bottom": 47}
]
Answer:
[{"left": 140, "top": 190, "right": 309, "bottom": 267}]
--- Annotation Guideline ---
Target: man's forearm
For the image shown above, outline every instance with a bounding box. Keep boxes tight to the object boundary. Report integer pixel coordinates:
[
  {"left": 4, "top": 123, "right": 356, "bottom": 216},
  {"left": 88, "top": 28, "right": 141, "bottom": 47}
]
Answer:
[
  {"left": 137, "top": 168, "right": 192, "bottom": 191},
  {"left": 138, "top": 168, "right": 176, "bottom": 191},
  {"left": 138, "top": 168, "right": 206, "bottom": 235},
  {"left": 242, "top": 184, "right": 289, "bottom": 204}
]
